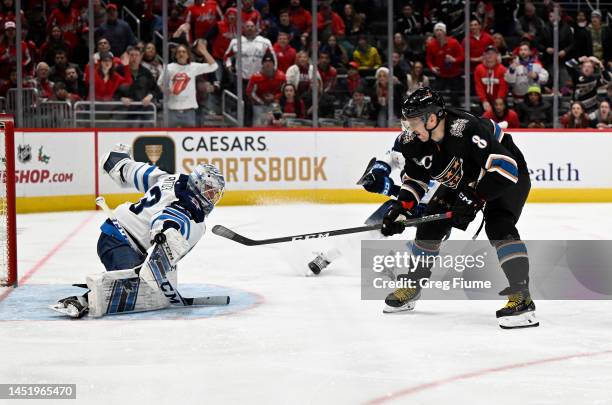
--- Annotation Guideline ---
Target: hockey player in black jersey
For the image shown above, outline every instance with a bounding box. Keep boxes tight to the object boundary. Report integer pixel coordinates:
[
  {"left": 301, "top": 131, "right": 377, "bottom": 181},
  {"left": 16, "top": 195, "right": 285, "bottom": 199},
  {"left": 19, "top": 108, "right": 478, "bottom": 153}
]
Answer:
[{"left": 380, "top": 87, "right": 537, "bottom": 329}]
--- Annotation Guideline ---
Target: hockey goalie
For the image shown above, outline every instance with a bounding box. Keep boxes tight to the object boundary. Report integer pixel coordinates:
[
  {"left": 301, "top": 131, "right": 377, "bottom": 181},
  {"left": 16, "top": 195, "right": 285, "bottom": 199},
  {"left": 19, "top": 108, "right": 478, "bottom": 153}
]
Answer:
[{"left": 50, "top": 144, "right": 226, "bottom": 318}]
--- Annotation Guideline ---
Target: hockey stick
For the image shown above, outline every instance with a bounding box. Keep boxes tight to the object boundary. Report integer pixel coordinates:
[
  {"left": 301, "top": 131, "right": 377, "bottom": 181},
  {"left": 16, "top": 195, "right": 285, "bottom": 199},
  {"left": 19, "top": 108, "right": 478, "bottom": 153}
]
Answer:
[{"left": 212, "top": 212, "right": 452, "bottom": 246}]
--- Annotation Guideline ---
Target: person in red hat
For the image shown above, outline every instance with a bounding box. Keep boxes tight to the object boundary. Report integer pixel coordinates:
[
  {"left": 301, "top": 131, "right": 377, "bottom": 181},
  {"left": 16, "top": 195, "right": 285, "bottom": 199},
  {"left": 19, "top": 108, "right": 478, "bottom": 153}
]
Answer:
[
  {"left": 0, "top": 20, "right": 31, "bottom": 78},
  {"left": 473, "top": 45, "right": 508, "bottom": 113}
]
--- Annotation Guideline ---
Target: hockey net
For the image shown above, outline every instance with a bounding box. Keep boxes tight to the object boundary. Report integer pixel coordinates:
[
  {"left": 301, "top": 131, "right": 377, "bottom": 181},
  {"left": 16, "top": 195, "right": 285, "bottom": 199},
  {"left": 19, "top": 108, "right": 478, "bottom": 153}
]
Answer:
[{"left": 0, "top": 115, "right": 17, "bottom": 287}]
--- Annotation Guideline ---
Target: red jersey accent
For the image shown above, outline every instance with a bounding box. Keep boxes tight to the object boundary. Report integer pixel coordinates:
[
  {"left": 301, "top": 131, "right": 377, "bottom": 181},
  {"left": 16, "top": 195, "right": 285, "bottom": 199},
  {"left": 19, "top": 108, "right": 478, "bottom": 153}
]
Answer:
[{"left": 187, "top": 1, "right": 221, "bottom": 39}]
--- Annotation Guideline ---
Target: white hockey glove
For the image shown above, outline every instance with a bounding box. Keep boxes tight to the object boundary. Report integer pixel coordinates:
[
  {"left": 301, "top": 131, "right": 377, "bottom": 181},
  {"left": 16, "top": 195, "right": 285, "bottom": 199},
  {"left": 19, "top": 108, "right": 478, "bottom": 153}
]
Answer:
[
  {"left": 152, "top": 228, "right": 190, "bottom": 265},
  {"left": 100, "top": 143, "right": 133, "bottom": 186}
]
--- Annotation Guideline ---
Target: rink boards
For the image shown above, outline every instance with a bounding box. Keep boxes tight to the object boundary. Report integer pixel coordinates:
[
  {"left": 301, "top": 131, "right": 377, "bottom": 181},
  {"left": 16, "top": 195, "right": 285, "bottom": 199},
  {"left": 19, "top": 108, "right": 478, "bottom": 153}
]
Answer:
[{"left": 11, "top": 128, "right": 612, "bottom": 213}]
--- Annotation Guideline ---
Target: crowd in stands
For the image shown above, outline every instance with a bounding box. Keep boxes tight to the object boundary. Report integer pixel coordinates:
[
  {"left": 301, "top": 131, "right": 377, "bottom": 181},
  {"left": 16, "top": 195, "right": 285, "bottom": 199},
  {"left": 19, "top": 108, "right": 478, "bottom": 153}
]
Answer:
[{"left": 0, "top": 0, "right": 610, "bottom": 128}]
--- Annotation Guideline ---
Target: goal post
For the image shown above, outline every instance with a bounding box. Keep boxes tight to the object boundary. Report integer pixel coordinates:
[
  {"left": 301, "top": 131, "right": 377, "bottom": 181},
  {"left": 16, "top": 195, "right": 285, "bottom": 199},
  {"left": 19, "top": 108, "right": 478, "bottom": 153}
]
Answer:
[{"left": 0, "top": 114, "right": 17, "bottom": 287}]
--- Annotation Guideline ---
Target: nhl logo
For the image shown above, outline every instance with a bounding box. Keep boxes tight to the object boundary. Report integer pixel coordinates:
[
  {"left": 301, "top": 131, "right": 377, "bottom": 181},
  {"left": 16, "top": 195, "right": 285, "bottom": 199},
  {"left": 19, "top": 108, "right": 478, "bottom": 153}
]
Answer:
[{"left": 17, "top": 144, "right": 32, "bottom": 163}]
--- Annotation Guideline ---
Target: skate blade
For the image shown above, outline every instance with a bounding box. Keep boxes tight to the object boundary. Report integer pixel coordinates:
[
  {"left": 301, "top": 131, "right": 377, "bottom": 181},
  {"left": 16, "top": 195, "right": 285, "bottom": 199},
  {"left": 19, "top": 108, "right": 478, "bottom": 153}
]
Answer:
[
  {"left": 383, "top": 302, "right": 417, "bottom": 314},
  {"left": 48, "top": 304, "right": 81, "bottom": 318},
  {"left": 498, "top": 311, "right": 539, "bottom": 329}
]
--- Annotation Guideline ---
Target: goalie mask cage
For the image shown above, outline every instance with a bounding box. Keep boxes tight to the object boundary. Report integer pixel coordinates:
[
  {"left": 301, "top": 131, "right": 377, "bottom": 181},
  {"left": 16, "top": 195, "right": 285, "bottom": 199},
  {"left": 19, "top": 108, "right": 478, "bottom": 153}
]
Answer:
[{"left": 0, "top": 115, "right": 17, "bottom": 287}]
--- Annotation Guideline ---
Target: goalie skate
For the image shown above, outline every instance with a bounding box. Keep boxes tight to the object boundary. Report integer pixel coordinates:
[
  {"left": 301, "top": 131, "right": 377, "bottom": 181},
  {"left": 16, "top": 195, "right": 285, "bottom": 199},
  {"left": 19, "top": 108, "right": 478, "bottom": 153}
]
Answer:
[{"left": 49, "top": 296, "right": 89, "bottom": 319}]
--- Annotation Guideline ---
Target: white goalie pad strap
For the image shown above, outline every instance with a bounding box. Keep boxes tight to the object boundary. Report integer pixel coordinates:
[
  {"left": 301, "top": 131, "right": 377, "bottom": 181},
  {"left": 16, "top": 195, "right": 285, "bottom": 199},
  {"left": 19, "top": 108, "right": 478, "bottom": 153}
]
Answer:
[{"left": 86, "top": 268, "right": 171, "bottom": 317}]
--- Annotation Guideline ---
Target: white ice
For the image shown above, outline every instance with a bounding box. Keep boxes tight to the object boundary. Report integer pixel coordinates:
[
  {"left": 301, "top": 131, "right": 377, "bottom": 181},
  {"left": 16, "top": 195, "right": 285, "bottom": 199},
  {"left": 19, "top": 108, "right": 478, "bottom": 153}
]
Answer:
[{"left": 1, "top": 203, "right": 612, "bottom": 405}]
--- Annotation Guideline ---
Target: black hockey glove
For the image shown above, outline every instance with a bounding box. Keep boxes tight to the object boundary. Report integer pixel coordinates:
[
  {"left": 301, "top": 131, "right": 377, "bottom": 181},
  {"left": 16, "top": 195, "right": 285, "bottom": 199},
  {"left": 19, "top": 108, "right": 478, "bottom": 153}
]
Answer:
[
  {"left": 451, "top": 188, "right": 484, "bottom": 230},
  {"left": 381, "top": 199, "right": 416, "bottom": 236},
  {"left": 362, "top": 161, "right": 399, "bottom": 197}
]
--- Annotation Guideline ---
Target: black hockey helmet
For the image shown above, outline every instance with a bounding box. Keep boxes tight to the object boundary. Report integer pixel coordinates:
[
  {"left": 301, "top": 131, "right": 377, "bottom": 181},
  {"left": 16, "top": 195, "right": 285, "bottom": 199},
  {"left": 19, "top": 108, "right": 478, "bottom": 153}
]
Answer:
[{"left": 401, "top": 87, "right": 446, "bottom": 121}]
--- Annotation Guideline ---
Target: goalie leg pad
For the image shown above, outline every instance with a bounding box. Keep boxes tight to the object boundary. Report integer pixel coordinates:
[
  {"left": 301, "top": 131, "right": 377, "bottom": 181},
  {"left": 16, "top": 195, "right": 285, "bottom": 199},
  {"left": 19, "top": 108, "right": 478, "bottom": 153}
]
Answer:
[{"left": 86, "top": 268, "right": 170, "bottom": 317}]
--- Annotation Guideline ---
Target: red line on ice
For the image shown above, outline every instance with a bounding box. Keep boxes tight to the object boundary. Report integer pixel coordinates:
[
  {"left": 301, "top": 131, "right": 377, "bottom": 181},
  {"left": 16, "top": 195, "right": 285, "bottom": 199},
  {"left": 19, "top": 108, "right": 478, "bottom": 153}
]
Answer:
[
  {"left": 364, "top": 349, "right": 612, "bottom": 404},
  {"left": 0, "top": 212, "right": 98, "bottom": 303}
]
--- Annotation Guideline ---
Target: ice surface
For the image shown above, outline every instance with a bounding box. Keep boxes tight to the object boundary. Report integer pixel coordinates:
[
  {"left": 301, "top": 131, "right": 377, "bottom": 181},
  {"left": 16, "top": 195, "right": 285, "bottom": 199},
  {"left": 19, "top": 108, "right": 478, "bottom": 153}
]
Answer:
[{"left": 1, "top": 203, "right": 611, "bottom": 404}]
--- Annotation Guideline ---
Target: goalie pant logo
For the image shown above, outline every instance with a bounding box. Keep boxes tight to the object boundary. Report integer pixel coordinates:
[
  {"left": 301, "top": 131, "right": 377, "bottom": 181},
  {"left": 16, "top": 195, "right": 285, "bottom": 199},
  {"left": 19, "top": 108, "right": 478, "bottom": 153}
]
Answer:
[{"left": 292, "top": 232, "right": 330, "bottom": 241}]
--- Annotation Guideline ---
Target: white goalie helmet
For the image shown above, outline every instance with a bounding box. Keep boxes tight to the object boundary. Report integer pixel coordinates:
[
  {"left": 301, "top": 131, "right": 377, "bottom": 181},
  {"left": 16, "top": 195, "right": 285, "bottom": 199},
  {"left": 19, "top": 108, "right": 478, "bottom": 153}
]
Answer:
[{"left": 187, "top": 164, "right": 225, "bottom": 213}]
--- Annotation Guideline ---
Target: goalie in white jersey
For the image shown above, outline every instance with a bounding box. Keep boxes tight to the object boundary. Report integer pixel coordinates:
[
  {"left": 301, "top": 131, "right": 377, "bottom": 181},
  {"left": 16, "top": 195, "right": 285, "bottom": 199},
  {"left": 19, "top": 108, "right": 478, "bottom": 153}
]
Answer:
[{"left": 51, "top": 144, "right": 225, "bottom": 318}]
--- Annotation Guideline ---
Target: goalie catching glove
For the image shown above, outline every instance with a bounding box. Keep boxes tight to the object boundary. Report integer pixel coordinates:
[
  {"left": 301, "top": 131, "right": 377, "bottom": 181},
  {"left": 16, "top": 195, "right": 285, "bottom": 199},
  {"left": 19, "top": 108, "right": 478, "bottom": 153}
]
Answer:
[{"left": 101, "top": 143, "right": 133, "bottom": 187}]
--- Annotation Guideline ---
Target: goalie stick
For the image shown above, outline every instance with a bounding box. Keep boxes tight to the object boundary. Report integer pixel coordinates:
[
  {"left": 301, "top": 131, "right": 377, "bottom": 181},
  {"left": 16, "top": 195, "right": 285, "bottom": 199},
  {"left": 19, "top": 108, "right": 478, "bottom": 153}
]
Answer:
[{"left": 212, "top": 212, "right": 452, "bottom": 246}]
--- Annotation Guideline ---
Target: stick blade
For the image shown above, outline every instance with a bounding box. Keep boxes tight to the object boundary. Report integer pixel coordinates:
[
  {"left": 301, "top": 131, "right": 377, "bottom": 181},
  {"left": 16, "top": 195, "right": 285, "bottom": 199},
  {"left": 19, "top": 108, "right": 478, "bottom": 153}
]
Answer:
[{"left": 212, "top": 225, "right": 257, "bottom": 246}]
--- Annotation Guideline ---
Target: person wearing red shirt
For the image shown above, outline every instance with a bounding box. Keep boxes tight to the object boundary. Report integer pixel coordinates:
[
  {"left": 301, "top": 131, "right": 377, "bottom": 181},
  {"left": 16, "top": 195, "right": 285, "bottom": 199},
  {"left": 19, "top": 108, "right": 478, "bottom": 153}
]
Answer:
[
  {"left": 46, "top": 0, "right": 81, "bottom": 49},
  {"left": 317, "top": 3, "right": 345, "bottom": 38},
  {"left": 86, "top": 51, "right": 126, "bottom": 101},
  {"left": 0, "top": 21, "right": 31, "bottom": 78},
  {"left": 425, "top": 22, "right": 464, "bottom": 104},
  {"left": 482, "top": 98, "right": 520, "bottom": 129},
  {"left": 273, "top": 32, "right": 296, "bottom": 73},
  {"left": 317, "top": 51, "right": 337, "bottom": 93},
  {"left": 288, "top": 0, "right": 312, "bottom": 33},
  {"left": 346, "top": 61, "right": 361, "bottom": 95},
  {"left": 209, "top": 8, "right": 237, "bottom": 61},
  {"left": 186, "top": 0, "right": 222, "bottom": 40},
  {"left": 247, "top": 53, "right": 286, "bottom": 125},
  {"left": 278, "top": 83, "right": 305, "bottom": 118},
  {"left": 462, "top": 17, "right": 494, "bottom": 73},
  {"left": 241, "top": 0, "right": 262, "bottom": 30},
  {"left": 30, "top": 62, "right": 54, "bottom": 99},
  {"left": 474, "top": 45, "right": 508, "bottom": 112}
]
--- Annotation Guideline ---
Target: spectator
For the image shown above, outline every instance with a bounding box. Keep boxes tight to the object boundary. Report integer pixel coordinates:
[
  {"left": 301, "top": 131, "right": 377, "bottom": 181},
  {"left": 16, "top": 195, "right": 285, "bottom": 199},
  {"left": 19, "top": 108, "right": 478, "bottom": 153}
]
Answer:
[
  {"left": 482, "top": 98, "right": 520, "bottom": 129},
  {"left": 318, "top": 51, "right": 337, "bottom": 93},
  {"left": 342, "top": 3, "right": 365, "bottom": 38},
  {"left": 26, "top": 4, "right": 47, "bottom": 47},
  {"left": 588, "top": 10, "right": 611, "bottom": 66},
  {"left": 240, "top": 0, "right": 262, "bottom": 30},
  {"left": 167, "top": 3, "right": 186, "bottom": 37},
  {"left": 49, "top": 49, "right": 81, "bottom": 83},
  {"left": 439, "top": 0, "right": 466, "bottom": 39},
  {"left": 31, "top": 62, "right": 55, "bottom": 100},
  {"left": 91, "top": 37, "right": 122, "bottom": 66},
  {"left": 46, "top": 0, "right": 81, "bottom": 49},
  {"left": 95, "top": 3, "right": 137, "bottom": 57},
  {"left": 346, "top": 60, "right": 361, "bottom": 95},
  {"left": 317, "top": 2, "right": 345, "bottom": 41},
  {"left": 392, "top": 51, "right": 409, "bottom": 88},
  {"left": 273, "top": 32, "right": 296, "bottom": 73},
  {"left": 492, "top": 0, "right": 517, "bottom": 36},
  {"left": 516, "top": 85, "right": 551, "bottom": 128},
  {"left": 278, "top": 83, "right": 305, "bottom": 118},
  {"left": 560, "top": 101, "right": 591, "bottom": 128},
  {"left": 515, "top": 2, "right": 544, "bottom": 42},
  {"left": 590, "top": 100, "right": 612, "bottom": 129},
  {"left": 63, "top": 65, "right": 86, "bottom": 98},
  {"left": 352, "top": 35, "right": 382, "bottom": 73},
  {"left": 373, "top": 66, "right": 405, "bottom": 127},
  {"left": 425, "top": 22, "right": 464, "bottom": 104},
  {"left": 140, "top": 0, "right": 162, "bottom": 43},
  {"left": 474, "top": 0, "right": 494, "bottom": 32},
  {"left": 474, "top": 45, "right": 508, "bottom": 113},
  {"left": 87, "top": 52, "right": 126, "bottom": 101},
  {"left": 247, "top": 53, "right": 286, "bottom": 125},
  {"left": 0, "top": 67, "right": 18, "bottom": 98},
  {"left": 257, "top": 0, "right": 279, "bottom": 43},
  {"left": 285, "top": 50, "right": 321, "bottom": 102},
  {"left": 505, "top": 42, "right": 549, "bottom": 100},
  {"left": 0, "top": 20, "right": 31, "bottom": 77},
  {"left": 288, "top": 0, "right": 312, "bottom": 34},
  {"left": 342, "top": 86, "right": 374, "bottom": 122},
  {"left": 567, "top": 56, "right": 612, "bottom": 115},
  {"left": 40, "top": 25, "right": 71, "bottom": 65},
  {"left": 492, "top": 32, "right": 513, "bottom": 66},
  {"left": 320, "top": 34, "right": 348, "bottom": 69},
  {"left": 569, "top": 11, "right": 592, "bottom": 60},
  {"left": 278, "top": 9, "right": 301, "bottom": 50},
  {"left": 463, "top": 17, "right": 494, "bottom": 73},
  {"left": 141, "top": 42, "right": 164, "bottom": 82},
  {"left": 116, "top": 46, "right": 160, "bottom": 108},
  {"left": 393, "top": 32, "right": 410, "bottom": 62},
  {"left": 50, "top": 81, "right": 79, "bottom": 103},
  {"left": 158, "top": 41, "right": 218, "bottom": 128},
  {"left": 537, "top": 8, "right": 573, "bottom": 69},
  {"left": 395, "top": 4, "right": 422, "bottom": 36},
  {"left": 185, "top": 0, "right": 222, "bottom": 42},
  {"left": 224, "top": 20, "right": 276, "bottom": 83},
  {"left": 208, "top": 7, "right": 237, "bottom": 77},
  {"left": 406, "top": 61, "right": 429, "bottom": 94}
]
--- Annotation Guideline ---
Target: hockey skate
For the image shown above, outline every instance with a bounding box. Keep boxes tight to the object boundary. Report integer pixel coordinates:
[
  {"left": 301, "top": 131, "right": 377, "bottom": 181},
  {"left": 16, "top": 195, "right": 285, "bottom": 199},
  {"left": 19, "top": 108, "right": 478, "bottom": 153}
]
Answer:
[
  {"left": 496, "top": 287, "right": 539, "bottom": 329},
  {"left": 383, "top": 286, "right": 421, "bottom": 313},
  {"left": 49, "top": 296, "right": 89, "bottom": 319},
  {"left": 308, "top": 253, "right": 330, "bottom": 275}
]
